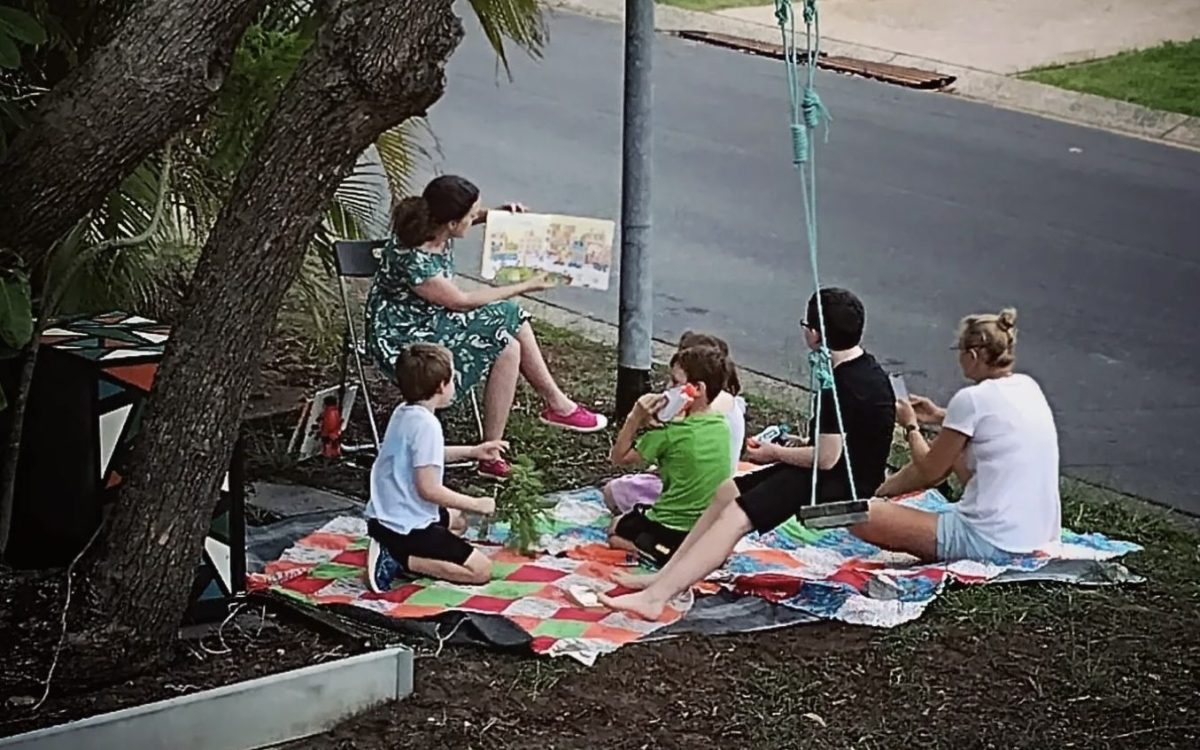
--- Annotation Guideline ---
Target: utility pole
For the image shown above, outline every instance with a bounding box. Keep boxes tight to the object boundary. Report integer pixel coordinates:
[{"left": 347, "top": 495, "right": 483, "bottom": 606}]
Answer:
[{"left": 615, "top": 0, "right": 655, "bottom": 421}]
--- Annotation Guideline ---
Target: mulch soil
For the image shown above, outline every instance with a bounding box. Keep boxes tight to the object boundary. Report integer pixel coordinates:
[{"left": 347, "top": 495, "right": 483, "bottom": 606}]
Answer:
[
  {"left": 290, "top": 620, "right": 1200, "bottom": 750},
  {"left": 0, "top": 567, "right": 368, "bottom": 737},
  {"left": 3, "top": 319, "right": 1198, "bottom": 748},
  {"left": 0, "top": 328, "right": 366, "bottom": 737}
]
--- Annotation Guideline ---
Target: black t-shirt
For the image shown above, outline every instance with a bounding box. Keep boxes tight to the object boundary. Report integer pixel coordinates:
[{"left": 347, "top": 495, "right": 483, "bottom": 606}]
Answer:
[{"left": 807, "top": 352, "right": 895, "bottom": 497}]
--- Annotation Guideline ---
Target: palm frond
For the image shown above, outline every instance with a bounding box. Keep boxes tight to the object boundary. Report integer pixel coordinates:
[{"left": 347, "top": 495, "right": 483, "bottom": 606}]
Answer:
[
  {"left": 467, "top": 0, "right": 548, "bottom": 76},
  {"left": 46, "top": 150, "right": 199, "bottom": 318},
  {"left": 374, "top": 118, "right": 440, "bottom": 202},
  {"left": 281, "top": 228, "right": 341, "bottom": 353},
  {"left": 331, "top": 159, "right": 390, "bottom": 239}
]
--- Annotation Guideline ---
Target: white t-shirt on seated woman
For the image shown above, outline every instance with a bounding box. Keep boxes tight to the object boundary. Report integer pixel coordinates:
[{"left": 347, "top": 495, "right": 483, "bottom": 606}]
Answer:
[{"left": 943, "top": 373, "right": 1061, "bottom": 553}]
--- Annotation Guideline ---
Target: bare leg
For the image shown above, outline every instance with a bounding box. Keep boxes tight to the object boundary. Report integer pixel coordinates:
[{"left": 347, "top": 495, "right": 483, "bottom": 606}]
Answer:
[
  {"left": 601, "top": 500, "right": 754, "bottom": 620},
  {"left": 407, "top": 549, "right": 493, "bottom": 585},
  {"left": 514, "top": 322, "right": 574, "bottom": 414},
  {"left": 607, "top": 533, "right": 639, "bottom": 553},
  {"left": 447, "top": 509, "right": 467, "bottom": 536},
  {"left": 613, "top": 478, "right": 741, "bottom": 590},
  {"left": 482, "top": 339, "right": 521, "bottom": 442},
  {"left": 849, "top": 499, "right": 939, "bottom": 561}
]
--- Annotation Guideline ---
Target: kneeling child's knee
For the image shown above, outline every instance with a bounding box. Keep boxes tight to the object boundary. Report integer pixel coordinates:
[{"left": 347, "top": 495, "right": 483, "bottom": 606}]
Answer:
[{"left": 466, "top": 554, "right": 492, "bottom": 585}]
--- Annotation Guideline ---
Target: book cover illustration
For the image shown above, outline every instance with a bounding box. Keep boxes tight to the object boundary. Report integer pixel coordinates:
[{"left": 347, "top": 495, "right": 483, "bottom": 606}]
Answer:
[{"left": 482, "top": 212, "right": 615, "bottom": 291}]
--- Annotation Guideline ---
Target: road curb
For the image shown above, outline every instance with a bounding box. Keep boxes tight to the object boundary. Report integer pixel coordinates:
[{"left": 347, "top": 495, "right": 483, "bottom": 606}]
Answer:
[{"left": 547, "top": 0, "right": 1200, "bottom": 150}]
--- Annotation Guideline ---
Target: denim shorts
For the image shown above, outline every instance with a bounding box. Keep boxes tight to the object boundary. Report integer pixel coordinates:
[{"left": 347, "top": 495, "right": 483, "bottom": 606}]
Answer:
[{"left": 936, "top": 507, "right": 1007, "bottom": 563}]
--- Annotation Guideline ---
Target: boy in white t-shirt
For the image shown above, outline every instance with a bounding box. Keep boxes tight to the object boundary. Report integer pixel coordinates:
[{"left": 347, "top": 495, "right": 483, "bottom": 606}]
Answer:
[{"left": 366, "top": 343, "right": 505, "bottom": 592}]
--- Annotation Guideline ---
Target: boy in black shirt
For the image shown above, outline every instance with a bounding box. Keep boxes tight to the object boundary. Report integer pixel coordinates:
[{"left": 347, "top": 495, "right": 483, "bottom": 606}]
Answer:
[{"left": 601, "top": 288, "right": 895, "bottom": 620}]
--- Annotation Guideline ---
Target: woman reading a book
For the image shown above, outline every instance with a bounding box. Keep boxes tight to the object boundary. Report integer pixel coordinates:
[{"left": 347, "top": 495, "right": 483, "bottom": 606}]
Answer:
[{"left": 366, "top": 175, "right": 606, "bottom": 480}]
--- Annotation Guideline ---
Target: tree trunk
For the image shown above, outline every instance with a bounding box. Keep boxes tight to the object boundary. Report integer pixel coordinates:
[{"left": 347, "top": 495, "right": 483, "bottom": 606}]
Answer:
[
  {"left": 0, "top": 0, "right": 264, "bottom": 269},
  {"left": 86, "top": 0, "right": 463, "bottom": 661}
]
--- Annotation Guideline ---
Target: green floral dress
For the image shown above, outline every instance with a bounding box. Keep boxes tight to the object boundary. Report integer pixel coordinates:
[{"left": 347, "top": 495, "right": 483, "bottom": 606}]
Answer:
[{"left": 365, "top": 240, "right": 530, "bottom": 398}]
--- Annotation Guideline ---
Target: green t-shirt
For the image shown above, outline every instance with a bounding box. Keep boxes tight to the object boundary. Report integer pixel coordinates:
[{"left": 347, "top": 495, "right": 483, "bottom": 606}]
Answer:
[{"left": 635, "top": 411, "right": 732, "bottom": 531}]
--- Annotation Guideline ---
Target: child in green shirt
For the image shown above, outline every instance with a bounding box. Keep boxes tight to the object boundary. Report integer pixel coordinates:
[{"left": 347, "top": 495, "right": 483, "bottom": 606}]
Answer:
[{"left": 608, "top": 346, "right": 732, "bottom": 566}]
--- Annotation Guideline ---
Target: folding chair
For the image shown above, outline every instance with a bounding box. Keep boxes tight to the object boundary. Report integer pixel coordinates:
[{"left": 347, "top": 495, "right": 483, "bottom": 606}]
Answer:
[{"left": 333, "top": 240, "right": 485, "bottom": 454}]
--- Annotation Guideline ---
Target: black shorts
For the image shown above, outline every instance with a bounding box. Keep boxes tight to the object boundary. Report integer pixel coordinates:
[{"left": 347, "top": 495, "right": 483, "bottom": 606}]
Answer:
[
  {"left": 734, "top": 463, "right": 851, "bottom": 534},
  {"left": 367, "top": 509, "right": 474, "bottom": 572},
  {"left": 612, "top": 505, "right": 689, "bottom": 568}
]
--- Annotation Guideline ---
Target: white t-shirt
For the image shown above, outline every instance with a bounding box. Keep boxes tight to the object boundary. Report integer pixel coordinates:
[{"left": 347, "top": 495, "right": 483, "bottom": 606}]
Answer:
[
  {"left": 943, "top": 374, "right": 1061, "bottom": 553},
  {"left": 365, "top": 404, "right": 444, "bottom": 535},
  {"left": 725, "top": 396, "right": 747, "bottom": 474},
  {"left": 707, "top": 392, "right": 747, "bottom": 474}
]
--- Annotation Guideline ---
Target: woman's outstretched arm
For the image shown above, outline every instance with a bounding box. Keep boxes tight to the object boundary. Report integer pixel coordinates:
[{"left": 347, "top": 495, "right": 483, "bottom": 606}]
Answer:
[{"left": 414, "top": 274, "right": 552, "bottom": 312}]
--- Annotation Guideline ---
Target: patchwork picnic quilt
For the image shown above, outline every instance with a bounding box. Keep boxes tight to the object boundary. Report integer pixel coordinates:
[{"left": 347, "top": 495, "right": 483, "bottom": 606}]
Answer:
[
  {"left": 249, "top": 513, "right": 689, "bottom": 665},
  {"left": 249, "top": 487, "right": 1142, "bottom": 664}
]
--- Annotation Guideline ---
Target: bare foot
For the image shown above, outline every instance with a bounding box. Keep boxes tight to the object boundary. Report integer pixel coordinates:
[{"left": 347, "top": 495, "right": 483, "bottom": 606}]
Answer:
[
  {"left": 612, "top": 569, "right": 657, "bottom": 590},
  {"left": 598, "top": 590, "right": 666, "bottom": 621}
]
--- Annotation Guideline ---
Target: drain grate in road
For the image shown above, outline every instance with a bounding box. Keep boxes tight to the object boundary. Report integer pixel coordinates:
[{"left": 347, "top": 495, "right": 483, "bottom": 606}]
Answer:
[{"left": 674, "top": 30, "right": 956, "bottom": 90}]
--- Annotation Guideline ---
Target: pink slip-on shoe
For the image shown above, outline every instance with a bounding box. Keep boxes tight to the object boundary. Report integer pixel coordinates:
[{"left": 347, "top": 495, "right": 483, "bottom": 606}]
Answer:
[
  {"left": 539, "top": 404, "right": 608, "bottom": 433},
  {"left": 477, "top": 458, "right": 512, "bottom": 481}
]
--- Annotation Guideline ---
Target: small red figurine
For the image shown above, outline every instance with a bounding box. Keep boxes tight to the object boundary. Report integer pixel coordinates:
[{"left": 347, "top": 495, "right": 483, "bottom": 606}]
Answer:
[{"left": 319, "top": 395, "right": 342, "bottom": 458}]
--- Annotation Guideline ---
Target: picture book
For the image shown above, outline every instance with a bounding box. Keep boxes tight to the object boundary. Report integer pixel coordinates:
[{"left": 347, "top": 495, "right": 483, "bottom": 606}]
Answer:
[{"left": 482, "top": 212, "right": 615, "bottom": 291}]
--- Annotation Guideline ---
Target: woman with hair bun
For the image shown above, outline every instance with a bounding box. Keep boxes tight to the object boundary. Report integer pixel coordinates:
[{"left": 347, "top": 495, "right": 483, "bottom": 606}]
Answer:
[
  {"left": 365, "top": 175, "right": 606, "bottom": 481},
  {"left": 852, "top": 308, "right": 1063, "bottom": 562}
]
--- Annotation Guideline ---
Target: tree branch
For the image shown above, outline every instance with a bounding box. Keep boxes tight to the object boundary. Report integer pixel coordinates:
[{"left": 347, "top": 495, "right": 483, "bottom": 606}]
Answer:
[
  {"left": 89, "top": 0, "right": 465, "bottom": 654},
  {"left": 0, "top": 0, "right": 265, "bottom": 272}
]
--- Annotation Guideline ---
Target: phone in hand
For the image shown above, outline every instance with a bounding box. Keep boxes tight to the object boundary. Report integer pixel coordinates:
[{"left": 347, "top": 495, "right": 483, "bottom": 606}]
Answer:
[{"left": 888, "top": 373, "right": 909, "bottom": 402}]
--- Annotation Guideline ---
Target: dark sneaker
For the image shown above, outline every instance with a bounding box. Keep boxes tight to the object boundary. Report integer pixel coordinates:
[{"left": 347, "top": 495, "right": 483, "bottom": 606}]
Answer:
[{"left": 366, "top": 538, "right": 401, "bottom": 594}]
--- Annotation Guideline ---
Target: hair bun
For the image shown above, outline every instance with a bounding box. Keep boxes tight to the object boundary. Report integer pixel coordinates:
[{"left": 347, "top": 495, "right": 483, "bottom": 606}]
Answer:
[
  {"left": 997, "top": 308, "right": 1017, "bottom": 331},
  {"left": 390, "top": 195, "right": 433, "bottom": 246}
]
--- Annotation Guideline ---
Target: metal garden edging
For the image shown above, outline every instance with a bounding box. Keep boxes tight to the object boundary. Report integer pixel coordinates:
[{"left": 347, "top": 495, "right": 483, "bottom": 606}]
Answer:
[{"left": 0, "top": 646, "right": 413, "bottom": 750}]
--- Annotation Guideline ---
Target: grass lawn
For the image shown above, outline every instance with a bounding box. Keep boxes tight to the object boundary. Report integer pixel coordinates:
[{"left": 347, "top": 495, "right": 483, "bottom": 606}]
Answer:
[
  {"left": 656, "top": 0, "right": 769, "bottom": 13},
  {"left": 257, "top": 318, "right": 1200, "bottom": 748},
  {"left": 1023, "top": 39, "right": 1200, "bottom": 118}
]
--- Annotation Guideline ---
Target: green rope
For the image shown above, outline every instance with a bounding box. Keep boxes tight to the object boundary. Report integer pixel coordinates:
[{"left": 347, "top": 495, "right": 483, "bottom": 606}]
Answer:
[{"left": 774, "top": 0, "right": 860, "bottom": 505}]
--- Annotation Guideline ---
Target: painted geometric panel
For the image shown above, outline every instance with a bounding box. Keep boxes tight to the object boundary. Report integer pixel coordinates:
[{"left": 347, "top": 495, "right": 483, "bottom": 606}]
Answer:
[
  {"left": 98, "top": 404, "right": 133, "bottom": 478},
  {"left": 59, "top": 337, "right": 101, "bottom": 349},
  {"left": 78, "top": 327, "right": 148, "bottom": 342},
  {"left": 29, "top": 310, "right": 243, "bottom": 622},
  {"left": 41, "top": 312, "right": 171, "bottom": 365},
  {"left": 105, "top": 363, "right": 159, "bottom": 392},
  {"left": 101, "top": 348, "right": 160, "bottom": 362},
  {"left": 97, "top": 378, "right": 126, "bottom": 401},
  {"left": 205, "top": 536, "right": 233, "bottom": 593}
]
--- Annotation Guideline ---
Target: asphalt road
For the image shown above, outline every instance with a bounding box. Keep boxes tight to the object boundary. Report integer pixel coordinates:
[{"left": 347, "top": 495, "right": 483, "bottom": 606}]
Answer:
[{"left": 425, "top": 11, "right": 1200, "bottom": 514}]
